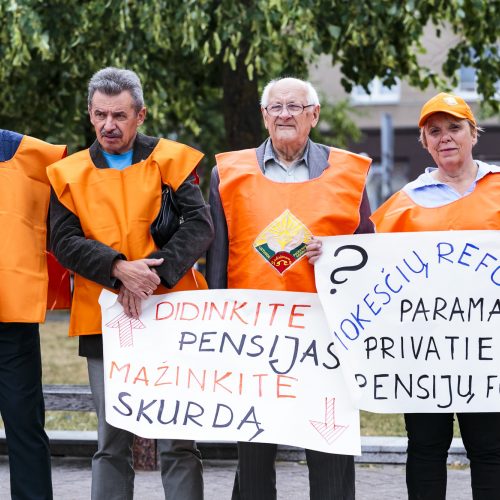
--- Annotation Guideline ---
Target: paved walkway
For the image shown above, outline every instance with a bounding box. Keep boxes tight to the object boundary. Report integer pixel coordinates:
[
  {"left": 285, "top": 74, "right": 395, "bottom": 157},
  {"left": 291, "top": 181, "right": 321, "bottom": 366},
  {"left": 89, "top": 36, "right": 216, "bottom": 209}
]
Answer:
[{"left": 0, "top": 456, "right": 472, "bottom": 499}]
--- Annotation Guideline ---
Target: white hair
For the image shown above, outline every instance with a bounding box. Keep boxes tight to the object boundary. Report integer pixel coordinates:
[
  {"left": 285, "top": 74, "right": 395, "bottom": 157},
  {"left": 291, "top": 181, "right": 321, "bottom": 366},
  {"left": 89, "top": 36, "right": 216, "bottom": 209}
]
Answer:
[{"left": 260, "top": 77, "right": 320, "bottom": 107}]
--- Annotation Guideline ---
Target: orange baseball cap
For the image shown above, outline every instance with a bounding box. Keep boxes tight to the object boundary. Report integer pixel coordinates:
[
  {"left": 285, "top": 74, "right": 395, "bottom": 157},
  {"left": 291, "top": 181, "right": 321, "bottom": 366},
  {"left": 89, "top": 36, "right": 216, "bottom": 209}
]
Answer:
[{"left": 418, "top": 92, "right": 476, "bottom": 127}]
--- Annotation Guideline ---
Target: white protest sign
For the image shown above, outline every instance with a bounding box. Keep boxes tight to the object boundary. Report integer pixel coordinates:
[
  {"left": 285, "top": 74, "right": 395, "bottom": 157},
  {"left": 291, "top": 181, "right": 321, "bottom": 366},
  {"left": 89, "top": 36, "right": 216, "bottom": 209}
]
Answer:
[
  {"left": 315, "top": 230, "right": 500, "bottom": 413},
  {"left": 99, "top": 288, "right": 360, "bottom": 455}
]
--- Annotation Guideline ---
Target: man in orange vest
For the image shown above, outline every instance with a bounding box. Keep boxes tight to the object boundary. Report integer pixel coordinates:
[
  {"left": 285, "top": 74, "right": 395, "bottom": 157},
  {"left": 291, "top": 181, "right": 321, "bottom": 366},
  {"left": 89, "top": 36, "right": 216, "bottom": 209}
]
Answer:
[
  {"left": 0, "top": 129, "right": 66, "bottom": 499},
  {"left": 206, "top": 77, "right": 373, "bottom": 500},
  {"left": 48, "top": 68, "right": 214, "bottom": 500}
]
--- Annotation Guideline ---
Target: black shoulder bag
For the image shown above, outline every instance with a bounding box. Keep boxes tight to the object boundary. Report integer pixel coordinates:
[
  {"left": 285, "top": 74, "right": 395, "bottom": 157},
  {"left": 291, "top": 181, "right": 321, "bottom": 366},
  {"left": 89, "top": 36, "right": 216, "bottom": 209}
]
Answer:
[{"left": 150, "top": 185, "right": 183, "bottom": 248}]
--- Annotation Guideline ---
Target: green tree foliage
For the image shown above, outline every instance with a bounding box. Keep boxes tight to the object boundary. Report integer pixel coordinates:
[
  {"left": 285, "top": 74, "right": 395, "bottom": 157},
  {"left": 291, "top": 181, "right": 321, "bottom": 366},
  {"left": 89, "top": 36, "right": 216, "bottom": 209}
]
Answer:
[
  {"left": 311, "top": 97, "right": 362, "bottom": 149},
  {"left": 1, "top": 0, "right": 499, "bottom": 178}
]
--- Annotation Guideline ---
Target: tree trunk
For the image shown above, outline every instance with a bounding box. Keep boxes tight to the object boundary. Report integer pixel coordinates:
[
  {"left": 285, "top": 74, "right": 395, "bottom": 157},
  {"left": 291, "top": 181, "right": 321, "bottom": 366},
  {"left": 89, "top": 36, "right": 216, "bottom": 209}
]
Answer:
[{"left": 222, "top": 46, "right": 263, "bottom": 150}]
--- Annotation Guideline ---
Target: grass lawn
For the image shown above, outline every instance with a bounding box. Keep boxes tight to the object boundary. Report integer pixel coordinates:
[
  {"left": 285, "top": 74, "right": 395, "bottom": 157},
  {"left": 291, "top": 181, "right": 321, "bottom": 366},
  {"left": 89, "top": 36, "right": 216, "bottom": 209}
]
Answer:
[
  {"left": 40, "top": 312, "right": 87, "bottom": 385},
  {"left": 360, "top": 412, "right": 405, "bottom": 436},
  {"left": 25, "top": 312, "right": 455, "bottom": 436},
  {"left": 40, "top": 312, "right": 97, "bottom": 430}
]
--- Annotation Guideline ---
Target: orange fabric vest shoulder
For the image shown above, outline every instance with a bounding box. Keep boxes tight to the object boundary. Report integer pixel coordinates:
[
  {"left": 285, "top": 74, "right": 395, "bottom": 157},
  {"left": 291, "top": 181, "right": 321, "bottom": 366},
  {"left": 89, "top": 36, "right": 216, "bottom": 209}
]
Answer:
[
  {"left": 371, "top": 172, "right": 500, "bottom": 232},
  {"left": 0, "top": 135, "right": 66, "bottom": 322},
  {"left": 217, "top": 147, "right": 371, "bottom": 292},
  {"left": 48, "top": 138, "right": 207, "bottom": 336}
]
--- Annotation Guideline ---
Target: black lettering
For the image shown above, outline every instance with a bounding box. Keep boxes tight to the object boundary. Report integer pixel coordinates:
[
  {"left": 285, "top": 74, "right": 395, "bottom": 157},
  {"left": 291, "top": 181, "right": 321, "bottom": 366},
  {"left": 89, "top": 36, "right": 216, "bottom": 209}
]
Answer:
[{"left": 113, "top": 392, "right": 133, "bottom": 416}]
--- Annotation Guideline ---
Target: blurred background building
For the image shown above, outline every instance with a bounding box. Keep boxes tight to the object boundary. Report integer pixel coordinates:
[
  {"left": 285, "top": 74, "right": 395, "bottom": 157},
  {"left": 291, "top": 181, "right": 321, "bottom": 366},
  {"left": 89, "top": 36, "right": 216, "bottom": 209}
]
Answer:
[{"left": 310, "top": 26, "right": 500, "bottom": 208}]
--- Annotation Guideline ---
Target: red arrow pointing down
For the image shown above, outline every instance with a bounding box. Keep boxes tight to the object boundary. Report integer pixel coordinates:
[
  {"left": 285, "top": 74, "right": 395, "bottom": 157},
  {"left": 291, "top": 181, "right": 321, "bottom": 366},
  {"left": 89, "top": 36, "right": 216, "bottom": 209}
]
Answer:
[
  {"left": 309, "top": 397, "right": 348, "bottom": 444},
  {"left": 105, "top": 312, "right": 145, "bottom": 348}
]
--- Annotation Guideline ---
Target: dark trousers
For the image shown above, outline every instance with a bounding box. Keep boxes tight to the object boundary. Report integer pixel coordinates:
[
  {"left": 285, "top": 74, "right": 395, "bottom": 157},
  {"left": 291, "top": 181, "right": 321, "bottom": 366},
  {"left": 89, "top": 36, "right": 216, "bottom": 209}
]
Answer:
[
  {"left": 0, "top": 323, "right": 52, "bottom": 499},
  {"left": 232, "top": 442, "right": 355, "bottom": 500},
  {"left": 405, "top": 412, "right": 500, "bottom": 500}
]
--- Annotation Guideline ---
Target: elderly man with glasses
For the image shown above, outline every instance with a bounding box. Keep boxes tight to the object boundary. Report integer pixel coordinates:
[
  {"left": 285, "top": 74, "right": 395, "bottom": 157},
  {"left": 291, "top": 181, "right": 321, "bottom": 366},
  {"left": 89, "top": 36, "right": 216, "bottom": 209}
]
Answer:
[{"left": 206, "top": 76, "right": 373, "bottom": 500}]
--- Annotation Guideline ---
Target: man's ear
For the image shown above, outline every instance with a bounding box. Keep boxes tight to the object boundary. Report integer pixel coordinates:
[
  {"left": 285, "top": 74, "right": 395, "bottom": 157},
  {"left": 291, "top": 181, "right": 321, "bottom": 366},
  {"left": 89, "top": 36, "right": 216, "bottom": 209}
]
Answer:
[
  {"left": 88, "top": 107, "right": 94, "bottom": 125},
  {"left": 311, "top": 105, "right": 320, "bottom": 128},
  {"left": 137, "top": 107, "right": 147, "bottom": 126},
  {"left": 261, "top": 107, "right": 270, "bottom": 131}
]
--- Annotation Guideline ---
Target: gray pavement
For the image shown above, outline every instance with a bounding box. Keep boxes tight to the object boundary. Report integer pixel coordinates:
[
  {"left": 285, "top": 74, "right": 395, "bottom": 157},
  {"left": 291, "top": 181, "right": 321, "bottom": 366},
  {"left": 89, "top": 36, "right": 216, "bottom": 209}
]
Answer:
[{"left": 0, "top": 456, "right": 472, "bottom": 499}]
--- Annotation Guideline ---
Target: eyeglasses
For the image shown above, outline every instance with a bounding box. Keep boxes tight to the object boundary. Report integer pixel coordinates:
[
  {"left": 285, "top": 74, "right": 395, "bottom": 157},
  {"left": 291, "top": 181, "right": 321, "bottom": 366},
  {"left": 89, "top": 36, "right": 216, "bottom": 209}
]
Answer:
[{"left": 264, "top": 103, "right": 316, "bottom": 117}]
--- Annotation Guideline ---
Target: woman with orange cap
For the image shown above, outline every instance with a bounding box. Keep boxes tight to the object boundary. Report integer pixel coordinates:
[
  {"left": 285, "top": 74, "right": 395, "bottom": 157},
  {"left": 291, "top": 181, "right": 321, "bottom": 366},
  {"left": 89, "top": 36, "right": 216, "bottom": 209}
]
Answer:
[{"left": 371, "top": 93, "right": 500, "bottom": 499}]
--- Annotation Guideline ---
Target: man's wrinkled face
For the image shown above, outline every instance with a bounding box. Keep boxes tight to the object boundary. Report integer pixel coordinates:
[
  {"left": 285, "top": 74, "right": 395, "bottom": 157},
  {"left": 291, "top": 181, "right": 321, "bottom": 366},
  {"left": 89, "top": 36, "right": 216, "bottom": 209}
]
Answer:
[
  {"left": 262, "top": 80, "right": 319, "bottom": 154},
  {"left": 89, "top": 90, "right": 146, "bottom": 154}
]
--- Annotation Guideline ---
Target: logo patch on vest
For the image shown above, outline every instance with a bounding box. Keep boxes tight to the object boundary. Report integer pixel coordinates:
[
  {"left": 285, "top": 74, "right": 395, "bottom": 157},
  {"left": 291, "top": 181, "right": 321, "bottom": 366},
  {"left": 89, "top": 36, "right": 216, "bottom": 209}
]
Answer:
[{"left": 253, "top": 209, "right": 312, "bottom": 274}]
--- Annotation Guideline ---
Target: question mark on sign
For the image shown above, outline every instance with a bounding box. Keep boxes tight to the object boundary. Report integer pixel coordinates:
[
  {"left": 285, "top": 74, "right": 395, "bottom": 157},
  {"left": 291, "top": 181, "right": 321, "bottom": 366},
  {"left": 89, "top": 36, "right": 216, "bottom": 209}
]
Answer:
[{"left": 330, "top": 244, "right": 368, "bottom": 294}]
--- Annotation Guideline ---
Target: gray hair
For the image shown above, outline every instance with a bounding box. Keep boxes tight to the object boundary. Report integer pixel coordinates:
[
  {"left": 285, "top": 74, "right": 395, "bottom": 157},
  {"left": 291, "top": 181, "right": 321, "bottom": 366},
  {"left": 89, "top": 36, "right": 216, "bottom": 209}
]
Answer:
[
  {"left": 88, "top": 67, "right": 144, "bottom": 113},
  {"left": 260, "top": 77, "right": 320, "bottom": 107}
]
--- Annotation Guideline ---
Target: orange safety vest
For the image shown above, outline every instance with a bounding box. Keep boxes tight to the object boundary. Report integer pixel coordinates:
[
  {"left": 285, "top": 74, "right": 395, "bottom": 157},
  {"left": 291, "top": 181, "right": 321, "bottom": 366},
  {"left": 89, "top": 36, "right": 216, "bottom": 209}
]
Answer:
[
  {"left": 217, "top": 147, "right": 371, "bottom": 292},
  {"left": 0, "top": 135, "right": 66, "bottom": 323},
  {"left": 48, "top": 138, "right": 207, "bottom": 336},
  {"left": 371, "top": 172, "right": 500, "bottom": 232}
]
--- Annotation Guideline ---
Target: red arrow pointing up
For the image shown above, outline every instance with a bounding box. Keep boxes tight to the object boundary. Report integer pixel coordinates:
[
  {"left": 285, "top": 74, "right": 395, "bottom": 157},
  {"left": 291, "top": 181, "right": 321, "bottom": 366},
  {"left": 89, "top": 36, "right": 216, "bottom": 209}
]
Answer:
[
  {"left": 309, "top": 397, "right": 349, "bottom": 444},
  {"left": 105, "top": 312, "right": 145, "bottom": 348}
]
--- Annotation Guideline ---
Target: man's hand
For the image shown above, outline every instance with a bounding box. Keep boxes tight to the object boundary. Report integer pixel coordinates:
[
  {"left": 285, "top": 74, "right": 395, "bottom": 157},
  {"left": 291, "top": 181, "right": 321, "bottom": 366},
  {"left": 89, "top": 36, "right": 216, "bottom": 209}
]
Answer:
[
  {"left": 117, "top": 286, "right": 142, "bottom": 319},
  {"left": 111, "top": 258, "right": 163, "bottom": 298},
  {"left": 305, "top": 236, "right": 323, "bottom": 265}
]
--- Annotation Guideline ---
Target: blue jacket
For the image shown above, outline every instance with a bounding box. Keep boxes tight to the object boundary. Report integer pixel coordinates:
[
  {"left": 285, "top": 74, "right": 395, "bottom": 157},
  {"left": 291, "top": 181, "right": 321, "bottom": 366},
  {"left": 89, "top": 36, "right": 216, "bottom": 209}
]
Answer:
[{"left": 0, "top": 129, "right": 23, "bottom": 161}]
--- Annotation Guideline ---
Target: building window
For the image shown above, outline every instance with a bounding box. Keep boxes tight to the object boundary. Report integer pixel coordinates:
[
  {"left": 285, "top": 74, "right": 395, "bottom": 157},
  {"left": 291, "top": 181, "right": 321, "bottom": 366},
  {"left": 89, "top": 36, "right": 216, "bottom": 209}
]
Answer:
[
  {"left": 456, "top": 65, "right": 480, "bottom": 100},
  {"left": 456, "top": 50, "right": 500, "bottom": 101},
  {"left": 459, "top": 66, "right": 476, "bottom": 92},
  {"left": 351, "top": 78, "right": 401, "bottom": 105}
]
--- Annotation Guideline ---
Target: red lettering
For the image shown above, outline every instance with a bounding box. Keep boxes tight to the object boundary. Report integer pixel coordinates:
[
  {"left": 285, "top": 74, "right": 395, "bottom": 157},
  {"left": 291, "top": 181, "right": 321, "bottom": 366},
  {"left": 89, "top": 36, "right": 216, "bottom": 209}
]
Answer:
[
  {"left": 180, "top": 302, "right": 200, "bottom": 321},
  {"left": 213, "top": 370, "right": 233, "bottom": 393},
  {"left": 109, "top": 361, "right": 131, "bottom": 382},
  {"left": 268, "top": 303, "right": 285, "bottom": 326},
  {"left": 288, "top": 304, "right": 310, "bottom": 329},
  {"left": 133, "top": 366, "right": 149, "bottom": 386},
  {"left": 230, "top": 301, "right": 248, "bottom": 324},
  {"left": 188, "top": 368, "right": 206, "bottom": 390},
  {"left": 253, "top": 373, "right": 269, "bottom": 397},
  {"left": 253, "top": 302, "right": 261, "bottom": 326},
  {"left": 154, "top": 363, "right": 172, "bottom": 386},
  {"left": 208, "top": 301, "right": 228, "bottom": 321},
  {"left": 277, "top": 375, "right": 298, "bottom": 398},
  {"left": 239, "top": 372, "right": 244, "bottom": 395},
  {"left": 155, "top": 301, "right": 174, "bottom": 320}
]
